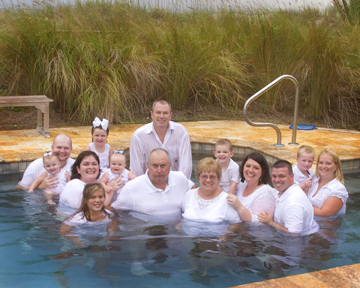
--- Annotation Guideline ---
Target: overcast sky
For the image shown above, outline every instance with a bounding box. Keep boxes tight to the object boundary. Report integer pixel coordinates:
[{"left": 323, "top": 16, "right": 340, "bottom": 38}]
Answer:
[{"left": 1, "top": 0, "right": 334, "bottom": 10}]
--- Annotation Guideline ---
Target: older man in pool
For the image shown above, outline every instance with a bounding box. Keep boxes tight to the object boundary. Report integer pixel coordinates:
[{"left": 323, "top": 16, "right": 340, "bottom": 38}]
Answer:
[
  {"left": 258, "top": 160, "right": 319, "bottom": 236},
  {"left": 112, "top": 148, "right": 194, "bottom": 218},
  {"left": 129, "top": 100, "right": 192, "bottom": 179},
  {"left": 17, "top": 134, "right": 75, "bottom": 190}
]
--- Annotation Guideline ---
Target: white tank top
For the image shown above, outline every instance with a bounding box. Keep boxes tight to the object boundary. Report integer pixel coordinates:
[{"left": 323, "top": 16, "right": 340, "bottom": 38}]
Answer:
[{"left": 89, "top": 142, "right": 110, "bottom": 171}]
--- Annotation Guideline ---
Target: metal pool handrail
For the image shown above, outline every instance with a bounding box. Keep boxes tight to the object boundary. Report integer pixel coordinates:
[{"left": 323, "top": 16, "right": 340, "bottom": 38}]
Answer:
[{"left": 243, "top": 75, "right": 300, "bottom": 147}]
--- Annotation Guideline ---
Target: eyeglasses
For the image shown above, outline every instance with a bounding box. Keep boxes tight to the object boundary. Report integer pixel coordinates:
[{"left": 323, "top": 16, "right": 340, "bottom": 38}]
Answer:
[{"left": 200, "top": 174, "right": 218, "bottom": 180}]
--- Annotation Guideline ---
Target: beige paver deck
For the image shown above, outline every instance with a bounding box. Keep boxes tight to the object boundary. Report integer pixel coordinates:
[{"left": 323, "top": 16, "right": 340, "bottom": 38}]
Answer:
[
  {"left": 1, "top": 120, "right": 360, "bottom": 287},
  {"left": 1, "top": 120, "right": 359, "bottom": 169}
]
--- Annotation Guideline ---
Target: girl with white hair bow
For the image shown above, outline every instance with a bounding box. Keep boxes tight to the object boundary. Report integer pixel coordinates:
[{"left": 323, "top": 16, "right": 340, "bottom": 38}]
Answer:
[{"left": 85, "top": 117, "right": 114, "bottom": 172}]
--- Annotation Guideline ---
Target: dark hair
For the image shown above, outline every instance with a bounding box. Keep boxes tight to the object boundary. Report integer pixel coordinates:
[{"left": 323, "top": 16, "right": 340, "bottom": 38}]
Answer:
[
  {"left": 91, "top": 125, "right": 109, "bottom": 136},
  {"left": 71, "top": 151, "right": 101, "bottom": 180},
  {"left": 272, "top": 160, "right": 293, "bottom": 175},
  {"left": 240, "top": 152, "right": 270, "bottom": 185},
  {"left": 69, "top": 182, "right": 111, "bottom": 221}
]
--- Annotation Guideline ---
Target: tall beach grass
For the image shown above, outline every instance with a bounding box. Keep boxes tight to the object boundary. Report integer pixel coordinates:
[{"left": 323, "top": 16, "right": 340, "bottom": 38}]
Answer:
[{"left": 0, "top": 0, "right": 360, "bottom": 128}]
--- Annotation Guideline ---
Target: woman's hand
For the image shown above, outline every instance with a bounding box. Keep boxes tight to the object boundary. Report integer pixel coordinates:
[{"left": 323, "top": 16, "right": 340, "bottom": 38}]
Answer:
[
  {"left": 107, "top": 175, "right": 125, "bottom": 191},
  {"left": 227, "top": 194, "right": 240, "bottom": 208}
]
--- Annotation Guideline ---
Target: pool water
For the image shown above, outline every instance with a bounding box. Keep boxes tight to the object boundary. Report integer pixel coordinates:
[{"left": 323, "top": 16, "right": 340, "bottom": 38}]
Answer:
[{"left": 0, "top": 167, "right": 359, "bottom": 287}]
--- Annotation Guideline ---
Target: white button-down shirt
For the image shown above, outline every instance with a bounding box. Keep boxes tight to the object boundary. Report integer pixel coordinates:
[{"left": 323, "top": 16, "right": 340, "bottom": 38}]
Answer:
[{"left": 130, "top": 121, "right": 192, "bottom": 178}]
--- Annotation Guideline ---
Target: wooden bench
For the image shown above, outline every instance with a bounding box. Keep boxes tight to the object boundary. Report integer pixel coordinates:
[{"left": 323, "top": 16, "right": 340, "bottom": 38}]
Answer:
[{"left": 0, "top": 95, "right": 53, "bottom": 138}]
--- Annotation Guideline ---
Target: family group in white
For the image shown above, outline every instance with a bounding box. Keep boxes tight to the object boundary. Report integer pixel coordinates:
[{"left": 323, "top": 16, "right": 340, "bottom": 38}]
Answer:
[{"left": 17, "top": 100, "right": 349, "bottom": 242}]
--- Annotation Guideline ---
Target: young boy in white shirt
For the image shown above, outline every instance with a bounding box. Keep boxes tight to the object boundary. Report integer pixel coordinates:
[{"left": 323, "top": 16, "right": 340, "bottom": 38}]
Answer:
[
  {"left": 293, "top": 145, "right": 315, "bottom": 194},
  {"left": 213, "top": 139, "right": 239, "bottom": 195}
]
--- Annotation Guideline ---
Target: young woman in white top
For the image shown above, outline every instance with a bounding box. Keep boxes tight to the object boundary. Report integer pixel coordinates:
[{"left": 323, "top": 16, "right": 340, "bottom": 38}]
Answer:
[
  {"left": 59, "top": 182, "right": 114, "bottom": 247},
  {"left": 227, "top": 152, "right": 276, "bottom": 222},
  {"left": 308, "top": 149, "right": 348, "bottom": 217}
]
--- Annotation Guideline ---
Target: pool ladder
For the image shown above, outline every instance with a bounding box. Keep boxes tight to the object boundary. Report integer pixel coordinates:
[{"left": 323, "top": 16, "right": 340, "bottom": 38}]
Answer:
[{"left": 243, "top": 74, "right": 299, "bottom": 147}]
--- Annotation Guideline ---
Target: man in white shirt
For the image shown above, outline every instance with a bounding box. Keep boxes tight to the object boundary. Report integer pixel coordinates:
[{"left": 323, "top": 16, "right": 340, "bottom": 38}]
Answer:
[
  {"left": 112, "top": 148, "right": 194, "bottom": 218},
  {"left": 130, "top": 100, "right": 192, "bottom": 179},
  {"left": 258, "top": 160, "right": 318, "bottom": 236},
  {"left": 17, "top": 134, "right": 75, "bottom": 189}
]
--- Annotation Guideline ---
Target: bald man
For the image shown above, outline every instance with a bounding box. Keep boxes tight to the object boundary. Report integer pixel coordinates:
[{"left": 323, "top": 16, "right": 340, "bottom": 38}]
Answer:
[{"left": 17, "top": 134, "right": 75, "bottom": 189}]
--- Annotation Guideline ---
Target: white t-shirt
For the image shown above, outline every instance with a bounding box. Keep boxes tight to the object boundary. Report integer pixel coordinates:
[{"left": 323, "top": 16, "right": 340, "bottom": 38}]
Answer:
[
  {"left": 18, "top": 158, "right": 75, "bottom": 187},
  {"left": 182, "top": 188, "right": 241, "bottom": 223},
  {"left": 293, "top": 163, "right": 315, "bottom": 185},
  {"left": 274, "top": 184, "right": 319, "bottom": 235},
  {"left": 236, "top": 182, "right": 276, "bottom": 222},
  {"left": 111, "top": 171, "right": 194, "bottom": 218},
  {"left": 130, "top": 121, "right": 192, "bottom": 179},
  {"left": 307, "top": 177, "right": 348, "bottom": 215},
  {"left": 219, "top": 158, "right": 240, "bottom": 193},
  {"left": 59, "top": 179, "right": 86, "bottom": 209}
]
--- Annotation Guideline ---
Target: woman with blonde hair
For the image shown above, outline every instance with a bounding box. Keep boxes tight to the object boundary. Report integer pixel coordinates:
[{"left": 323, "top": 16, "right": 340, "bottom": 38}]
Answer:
[
  {"left": 59, "top": 182, "right": 114, "bottom": 247},
  {"left": 182, "top": 157, "right": 240, "bottom": 224},
  {"left": 308, "top": 149, "right": 348, "bottom": 217}
]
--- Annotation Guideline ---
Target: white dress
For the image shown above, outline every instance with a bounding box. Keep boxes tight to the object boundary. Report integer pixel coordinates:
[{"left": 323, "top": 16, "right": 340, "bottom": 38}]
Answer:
[
  {"left": 102, "top": 168, "right": 130, "bottom": 201},
  {"left": 307, "top": 177, "right": 348, "bottom": 215},
  {"left": 293, "top": 163, "right": 315, "bottom": 185},
  {"left": 218, "top": 158, "right": 240, "bottom": 193},
  {"left": 182, "top": 188, "right": 241, "bottom": 223},
  {"left": 59, "top": 179, "right": 86, "bottom": 209},
  {"left": 47, "top": 168, "right": 68, "bottom": 194},
  {"left": 236, "top": 182, "right": 276, "bottom": 221},
  {"left": 89, "top": 142, "right": 110, "bottom": 171}
]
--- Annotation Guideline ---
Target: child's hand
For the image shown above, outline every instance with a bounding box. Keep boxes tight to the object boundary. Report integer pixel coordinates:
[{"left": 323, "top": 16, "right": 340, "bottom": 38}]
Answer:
[
  {"left": 304, "top": 179, "right": 312, "bottom": 189},
  {"left": 28, "top": 189, "right": 33, "bottom": 193}
]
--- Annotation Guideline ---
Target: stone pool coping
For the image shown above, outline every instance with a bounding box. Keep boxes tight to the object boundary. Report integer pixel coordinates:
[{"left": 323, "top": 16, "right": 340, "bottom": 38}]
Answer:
[{"left": 0, "top": 120, "right": 359, "bottom": 174}]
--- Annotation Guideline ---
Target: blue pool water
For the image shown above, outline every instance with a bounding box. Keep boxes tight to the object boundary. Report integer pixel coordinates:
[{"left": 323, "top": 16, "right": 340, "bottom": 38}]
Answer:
[{"left": 0, "top": 163, "right": 359, "bottom": 287}]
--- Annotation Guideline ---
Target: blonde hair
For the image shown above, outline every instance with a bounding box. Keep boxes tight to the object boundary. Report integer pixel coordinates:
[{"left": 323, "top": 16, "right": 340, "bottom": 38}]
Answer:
[
  {"left": 110, "top": 153, "right": 126, "bottom": 162},
  {"left": 316, "top": 149, "right": 344, "bottom": 184},
  {"left": 43, "top": 152, "right": 60, "bottom": 162},
  {"left": 195, "top": 157, "right": 222, "bottom": 181},
  {"left": 215, "top": 139, "right": 233, "bottom": 151},
  {"left": 297, "top": 145, "right": 315, "bottom": 158},
  {"left": 69, "top": 182, "right": 110, "bottom": 221}
]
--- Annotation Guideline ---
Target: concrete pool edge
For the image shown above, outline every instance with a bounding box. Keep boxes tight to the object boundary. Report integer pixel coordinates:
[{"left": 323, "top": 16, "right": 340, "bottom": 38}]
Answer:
[
  {"left": 232, "top": 263, "right": 360, "bottom": 287},
  {"left": 0, "top": 138, "right": 359, "bottom": 175}
]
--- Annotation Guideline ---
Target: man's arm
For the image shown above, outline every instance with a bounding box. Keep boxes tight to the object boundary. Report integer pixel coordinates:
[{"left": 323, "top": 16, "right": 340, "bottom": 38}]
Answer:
[
  {"left": 178, "top": 132, "right": 192, "bottom": 179},
  {"left": 28, "top": 172, "right": 48, "bottom": 192},
  {"left": 129, "top": 134, "right": 146, "bottom": 177},
  {"left": 111, "top": 184, "right": 134, "bottom": 211},
  {"left": 258, "top": 211, "right": 300, "bottom": 236}
]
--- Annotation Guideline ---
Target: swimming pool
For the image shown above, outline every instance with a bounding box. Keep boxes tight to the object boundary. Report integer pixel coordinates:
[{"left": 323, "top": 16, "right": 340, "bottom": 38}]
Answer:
[{"left": 1, "top": 165, "right": 359, "bottom": 287}]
